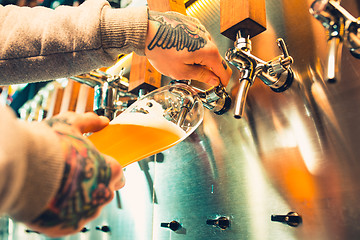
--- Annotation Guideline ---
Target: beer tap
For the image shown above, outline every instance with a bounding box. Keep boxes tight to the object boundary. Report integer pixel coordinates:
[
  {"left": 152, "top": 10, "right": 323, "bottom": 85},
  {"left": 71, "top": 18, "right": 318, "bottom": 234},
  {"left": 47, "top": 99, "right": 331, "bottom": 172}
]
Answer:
[
  {"left": 169, "top": 79, "right": 232, "bottom": 116},
  {"left": 196, "top": 83, "right": 232, "bottom": 115},
  {"left": 225, "top": 30, "right": 294, "bottom": 119},
  {"left": 70, "top": 68, "right": 137, "bottom": 120},
  {"left": 310, "top": 0, "right": 360, "bottom": 82}
]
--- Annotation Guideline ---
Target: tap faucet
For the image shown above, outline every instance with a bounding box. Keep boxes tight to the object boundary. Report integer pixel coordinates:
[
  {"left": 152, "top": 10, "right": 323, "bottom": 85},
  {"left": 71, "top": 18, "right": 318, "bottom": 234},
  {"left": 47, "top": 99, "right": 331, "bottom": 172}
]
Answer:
[
  {"left": 170, "top": 79, "right": 232, "bottom": 115},
  {"left": 225, "top": 30, "right": 294, "bottom": 119},
  {"left": 310, "top": 0, "right": 360, "bottom": 82},
  {"left": 71, "top": 68, "right": 137, "bottom": 120}
]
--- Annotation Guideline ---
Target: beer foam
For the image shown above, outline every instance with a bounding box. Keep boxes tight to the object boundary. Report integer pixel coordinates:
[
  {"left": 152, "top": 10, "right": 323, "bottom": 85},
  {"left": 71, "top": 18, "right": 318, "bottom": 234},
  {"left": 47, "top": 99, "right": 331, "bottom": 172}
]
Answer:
[{"left": 110, "top": 111, "right": 186, "bottom": 138}]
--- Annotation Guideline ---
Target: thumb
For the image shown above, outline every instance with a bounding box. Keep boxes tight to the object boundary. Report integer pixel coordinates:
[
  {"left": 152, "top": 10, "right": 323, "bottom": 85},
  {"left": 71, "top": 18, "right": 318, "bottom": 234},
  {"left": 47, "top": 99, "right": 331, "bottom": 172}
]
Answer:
[
  {"left": 73, "top": 112, "right": 110, "bottom": 134},
  {"left": 180, "top": 64, "right": 221, "bottom": 86}
]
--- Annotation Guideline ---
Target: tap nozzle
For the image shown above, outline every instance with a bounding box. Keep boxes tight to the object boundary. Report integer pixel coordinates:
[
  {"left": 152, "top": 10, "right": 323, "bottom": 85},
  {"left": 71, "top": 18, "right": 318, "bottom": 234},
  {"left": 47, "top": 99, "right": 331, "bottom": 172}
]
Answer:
[
  {"left": 233, "top": 78, "right": 251, "bottom": 119},
  {"left": 225, "top": 34, "right": 294, "bottom": 119}
]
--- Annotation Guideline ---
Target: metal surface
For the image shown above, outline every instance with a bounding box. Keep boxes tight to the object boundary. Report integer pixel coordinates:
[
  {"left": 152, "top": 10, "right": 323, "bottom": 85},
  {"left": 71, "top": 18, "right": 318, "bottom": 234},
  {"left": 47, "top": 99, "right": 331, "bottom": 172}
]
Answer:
[
  {"left": 152, "top": 0, "right": 360, "bottom": 239},
  {"left": 5, "top": 0, "right": 360, "bottom": 239}
]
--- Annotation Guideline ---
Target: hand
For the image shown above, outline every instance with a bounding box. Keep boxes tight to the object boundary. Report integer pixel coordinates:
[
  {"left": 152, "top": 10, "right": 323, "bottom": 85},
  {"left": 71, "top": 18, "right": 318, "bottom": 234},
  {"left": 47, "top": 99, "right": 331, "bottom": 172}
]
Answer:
[
  {"left": 145, "top": 10, "right": 232, "bottom": 87},
  {"left": 26, "top": 112, "right": 125, "bottom": 238}
]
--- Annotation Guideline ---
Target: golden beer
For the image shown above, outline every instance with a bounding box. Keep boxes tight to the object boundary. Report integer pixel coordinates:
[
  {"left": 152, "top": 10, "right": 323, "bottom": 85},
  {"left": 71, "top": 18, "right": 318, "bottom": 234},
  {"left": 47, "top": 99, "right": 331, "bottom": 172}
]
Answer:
[{"left": 88, "top": 113, "right": 186, "bottom": 167}]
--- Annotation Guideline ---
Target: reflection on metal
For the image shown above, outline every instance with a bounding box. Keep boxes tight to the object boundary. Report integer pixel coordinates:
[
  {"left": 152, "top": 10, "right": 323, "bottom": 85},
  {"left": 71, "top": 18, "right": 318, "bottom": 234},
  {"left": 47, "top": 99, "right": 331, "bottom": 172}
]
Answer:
[
  {"left": 0, "top": 217, "right": 10, "bottom": 239},
  {"left": 310, "top": 0, "right": 360, "bottom": 82}
]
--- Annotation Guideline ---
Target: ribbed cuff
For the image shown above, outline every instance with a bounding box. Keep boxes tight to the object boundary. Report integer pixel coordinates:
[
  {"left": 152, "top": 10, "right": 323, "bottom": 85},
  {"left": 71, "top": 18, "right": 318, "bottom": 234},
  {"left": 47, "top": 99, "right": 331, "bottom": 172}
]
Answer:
[{"left": 101, "top": 6, "right": 148, "bottom": 56}]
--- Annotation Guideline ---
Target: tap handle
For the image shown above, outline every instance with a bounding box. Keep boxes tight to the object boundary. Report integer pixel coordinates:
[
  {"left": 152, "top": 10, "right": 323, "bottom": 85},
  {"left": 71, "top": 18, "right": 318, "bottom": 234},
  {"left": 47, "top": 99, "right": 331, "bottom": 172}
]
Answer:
[
  {"left": 277, "top": 38, "right": 294, "bottom": 68},
  {"left": 277, "top": 38, "right": 290, "bottom": 59},
  {"left": 268, "top": 39, "right": 294, "bottom": 77}
]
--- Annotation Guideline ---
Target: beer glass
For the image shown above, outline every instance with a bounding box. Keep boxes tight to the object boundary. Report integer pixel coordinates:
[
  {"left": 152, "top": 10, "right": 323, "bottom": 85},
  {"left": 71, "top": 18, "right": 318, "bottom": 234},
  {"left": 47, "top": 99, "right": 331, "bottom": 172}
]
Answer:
[{"left": 88, "top": 83, "right": 204, "bottom": 167}]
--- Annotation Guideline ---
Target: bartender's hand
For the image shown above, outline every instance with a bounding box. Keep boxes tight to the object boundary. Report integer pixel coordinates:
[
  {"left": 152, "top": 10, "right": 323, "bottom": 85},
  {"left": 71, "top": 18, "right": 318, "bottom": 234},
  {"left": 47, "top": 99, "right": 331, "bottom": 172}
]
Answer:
[
  {"left": 26, "top": 112, "right": 125, "bottom": 238},
  {"left": 145, "top": 10, "right": 232, "bottom": 87}
]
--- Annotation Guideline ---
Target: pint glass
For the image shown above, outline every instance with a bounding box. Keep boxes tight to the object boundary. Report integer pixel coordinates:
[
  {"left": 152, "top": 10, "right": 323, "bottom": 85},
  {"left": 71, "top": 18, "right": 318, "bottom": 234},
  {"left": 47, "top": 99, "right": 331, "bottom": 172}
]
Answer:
[{"left": 88, "top": 83, "right": 204, "bottom": 167}]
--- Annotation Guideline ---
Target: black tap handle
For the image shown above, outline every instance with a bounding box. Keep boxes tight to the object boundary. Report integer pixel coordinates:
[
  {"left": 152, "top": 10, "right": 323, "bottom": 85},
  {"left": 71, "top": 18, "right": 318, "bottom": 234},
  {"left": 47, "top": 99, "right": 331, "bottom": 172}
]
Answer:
[
  {"left": 271, "top": 212, "right": 302, "bottom": 227},
  {"left": 160, "top": 221, "right": 182, "bottom": 232},
  {"left": 95, "top": 225, "right": 111, "bottom": 233},
  {"left": 206, "top": 216, "right": 230, "bottom": 230}
]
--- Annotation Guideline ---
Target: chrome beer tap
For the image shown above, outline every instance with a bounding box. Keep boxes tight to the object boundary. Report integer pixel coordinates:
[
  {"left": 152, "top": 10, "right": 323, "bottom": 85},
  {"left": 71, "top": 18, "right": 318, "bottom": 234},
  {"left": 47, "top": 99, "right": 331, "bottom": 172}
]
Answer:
[
  {"left": 71, "top": 68, "right": 137, "bottom": 120},
  {"left": 169, "top": 79, "right": 232, "bottom": 116},
  {"left": 196, "top": 83, "right": 232, "bottom": 115},
  {"left": 225, "top": 30, "right": 294, "bottom": 119},
  {"left": 310, "top": 0, "right": 360, "bottom": 82}
]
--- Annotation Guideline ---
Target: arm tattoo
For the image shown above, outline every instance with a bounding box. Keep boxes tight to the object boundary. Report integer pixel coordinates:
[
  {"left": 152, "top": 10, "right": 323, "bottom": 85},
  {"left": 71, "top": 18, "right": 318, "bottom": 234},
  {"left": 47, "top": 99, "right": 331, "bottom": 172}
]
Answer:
[
  {"left": 31, "top": 132, "right": 112, "bottom": 230},
  {"left": 148, "top": 12, "right": 207, "bottom": 52},
  {"left": 45, "top": 117, "right": 71, "bottom": 127}
]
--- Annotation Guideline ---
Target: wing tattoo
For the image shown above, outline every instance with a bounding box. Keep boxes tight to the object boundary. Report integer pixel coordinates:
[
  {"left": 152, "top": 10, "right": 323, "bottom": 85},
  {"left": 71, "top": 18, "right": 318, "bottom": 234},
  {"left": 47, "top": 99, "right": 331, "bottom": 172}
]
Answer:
[{"left": 147, "top": 17, "right": 207, "bottom": 52}]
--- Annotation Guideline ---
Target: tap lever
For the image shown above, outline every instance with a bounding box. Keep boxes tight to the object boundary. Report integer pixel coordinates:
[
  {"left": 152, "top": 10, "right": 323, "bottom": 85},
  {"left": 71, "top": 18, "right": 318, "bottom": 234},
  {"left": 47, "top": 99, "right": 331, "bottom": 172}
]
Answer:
[
  {"left": 268, "top": 39, "right": 294, "bottom": 77},
  {"left": 277, "top": 39, "right": 294, "bottom": 67},
  {"left": 277, "top": 38, "right": 290, "bottom": 59}
]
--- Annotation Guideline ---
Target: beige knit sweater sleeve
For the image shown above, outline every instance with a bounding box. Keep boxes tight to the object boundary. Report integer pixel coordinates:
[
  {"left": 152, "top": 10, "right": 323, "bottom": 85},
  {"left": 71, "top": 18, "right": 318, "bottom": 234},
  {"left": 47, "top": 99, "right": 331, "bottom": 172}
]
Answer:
[
  {"left": 0, "top": 0, "right": 148, "bottom": 222},
  {"left": 0, "top": 0, "right": 148, "bottom": 85},
  {"left": 0, "top": 106, "right": 65, "bottom": 222}
]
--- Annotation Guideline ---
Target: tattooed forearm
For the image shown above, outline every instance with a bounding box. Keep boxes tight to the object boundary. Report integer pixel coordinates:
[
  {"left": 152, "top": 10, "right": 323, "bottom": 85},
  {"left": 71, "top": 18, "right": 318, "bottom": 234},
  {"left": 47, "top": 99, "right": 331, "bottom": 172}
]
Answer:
[
  {"left": 148, "top": 11, "right": 207, "bottom": 52},
  {"left": 32, "top": 132, "right": 112, "bottom": 230}
]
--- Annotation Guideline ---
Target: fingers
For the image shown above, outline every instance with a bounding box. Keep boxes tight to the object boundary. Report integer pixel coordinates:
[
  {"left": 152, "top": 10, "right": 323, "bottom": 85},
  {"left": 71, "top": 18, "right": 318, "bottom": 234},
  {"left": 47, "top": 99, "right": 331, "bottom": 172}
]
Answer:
[
  {"left": 205, "top": 54, "right": 232, "bottom": 87},
  {"left": 72, "top": 112, "right": 109, "bottom": 134},
  {"left": 179, "top": 64, "right": 221, "bottom": 86},
  {"left": 192, "top": 43, "right": 232, "bottom": 86},
  {"left": 48, "top": 111, "right": 110, "bottom": 134},
  {"left": 104, "top": 155, "right": 126, "bottom": 190},
  {"left": 176, "top": 53, "right": 232, "bottom": 87},
  {"left": 26, "top": 207, "right": 105, "bottom": 238}
]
